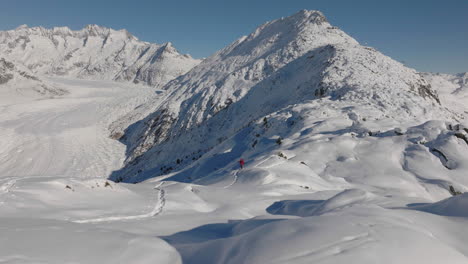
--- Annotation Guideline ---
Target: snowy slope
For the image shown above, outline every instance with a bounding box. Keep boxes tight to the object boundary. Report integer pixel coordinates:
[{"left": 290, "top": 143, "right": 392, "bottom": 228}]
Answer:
[
  {"left": 0, "top": 77, "right": 186, "bottom": 263},
  {"left": 98, "top": 12, "right": 468, "bottom": 261},
  {"left": 0, "top": 57, "right": 67, "bottom": 97},
  {"left": 0, "top": 25, "right": 200, "bottom": 87},
  {"left": 423, "top": 72, "right": 468, "bottom": 118},
  {"left": 115, "top": 10, "right": 450, "bottom": 182}
]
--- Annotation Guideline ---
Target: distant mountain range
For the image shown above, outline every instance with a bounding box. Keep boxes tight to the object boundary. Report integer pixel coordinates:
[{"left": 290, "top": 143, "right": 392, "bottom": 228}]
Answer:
[{"left": 0, "top": 24, "right": 200, "bottom": 88}]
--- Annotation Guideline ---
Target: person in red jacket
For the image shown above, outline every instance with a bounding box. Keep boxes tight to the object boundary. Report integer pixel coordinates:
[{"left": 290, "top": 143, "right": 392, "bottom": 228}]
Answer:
[{"left": 239, "top": 158, "right": 245, "bottom": 169}]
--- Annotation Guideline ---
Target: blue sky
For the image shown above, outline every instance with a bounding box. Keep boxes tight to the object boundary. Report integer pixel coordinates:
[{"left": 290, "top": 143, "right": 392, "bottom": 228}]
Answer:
[{"left": 0, "top": 0, "right": 466, "bottom": 73}]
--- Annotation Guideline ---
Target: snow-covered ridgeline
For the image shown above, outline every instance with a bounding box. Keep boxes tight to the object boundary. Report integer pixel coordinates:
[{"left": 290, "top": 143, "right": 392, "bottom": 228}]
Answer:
[{"left": 114, "top": 10, "right": 450, "bottom": 182}]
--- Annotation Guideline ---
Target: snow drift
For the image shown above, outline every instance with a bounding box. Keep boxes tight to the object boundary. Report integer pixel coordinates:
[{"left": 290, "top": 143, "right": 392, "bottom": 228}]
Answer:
[{"left": 412, "top": 193, "right": 468, "bottom": 217}]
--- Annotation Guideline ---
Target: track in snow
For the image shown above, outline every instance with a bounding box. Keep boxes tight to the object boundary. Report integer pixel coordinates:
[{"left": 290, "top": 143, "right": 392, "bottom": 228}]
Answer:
[
  {"left": 0, "top": 178, "right": 17, "bottom": 206},
  {"left": 223, "top": 170, "right": 239, "bottom": 189},
  {"left": 73, "top": 183, "right": 166, "bottom": 224},
  {"left": 0, "top": 178, "right": 16, "bottom": 194}
]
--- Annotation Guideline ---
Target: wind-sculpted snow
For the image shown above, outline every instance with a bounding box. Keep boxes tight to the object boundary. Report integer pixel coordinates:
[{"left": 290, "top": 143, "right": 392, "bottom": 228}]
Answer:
[
  {"left": 115, "top": 10, "right": 447, "bottom": 182},
  {"left": 151, "top": 117, "right": 468, "bottom": 264},
  {"left": 0, "top": 218, "right": 181, "bottom": 264},
  {"left": 0, "top": 25, "right": 200, "bottom": 87},
  {"left": 411, "top": 193, "right": 468, "bottom": 217},
  {"left": 164, "top": 206, "right": 468, "bottom": 264}
]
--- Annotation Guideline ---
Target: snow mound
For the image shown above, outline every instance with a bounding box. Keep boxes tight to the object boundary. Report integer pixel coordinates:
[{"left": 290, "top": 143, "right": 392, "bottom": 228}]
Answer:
[
  {"left": 312, "top": 189, "right": 375, "bottom": 215},
  {"left": 164, "top": 206, "right": 468, "bottom": 264},
  {"left": 0, "top": 218, "right": 181, "bottom": 264},
  {"left": 413, "top": 193, "right": 468, "bottom": 217},
  {"left": 267, "top": 189, "right": 375, "bottom": 217}
]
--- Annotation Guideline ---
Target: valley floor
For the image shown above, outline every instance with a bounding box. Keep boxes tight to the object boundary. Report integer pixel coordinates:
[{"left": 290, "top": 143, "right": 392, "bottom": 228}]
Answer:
[{"left": 1, "top": 78, "right": 468, "bottom": 264}]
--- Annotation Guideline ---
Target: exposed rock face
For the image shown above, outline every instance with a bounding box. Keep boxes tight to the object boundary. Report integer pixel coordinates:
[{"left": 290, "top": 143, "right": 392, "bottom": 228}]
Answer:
[
  {"left": 0, "top": 58, "right": 15, "bottom": 84},
  {"left": 0, "top": 25, "right": 200, "bottom": 87},
  {"left": 0, "top": 58, "right": 67, "bottom": 96},
  {"left": 422, "top": 72, "right": 468, "bottom": 122}
]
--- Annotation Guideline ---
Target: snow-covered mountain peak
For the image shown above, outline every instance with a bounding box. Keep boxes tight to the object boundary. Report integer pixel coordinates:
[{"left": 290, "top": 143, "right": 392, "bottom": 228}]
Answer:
[
  {"left": 251, "top": 9, "right": 328, "bottom": 38},
  {"left": 209, "top": 9, "right": 356, "bottom": 71},
  {"left": 5, "top": 24, "right": 135, "bottom": 40},
  {"left": 246, "top": 9, "right": 331, "bottom": 39},
  {"left": 283, "top": 9, "right": 328, "bottom": 24},
  {"left": 15, "top": 24, "right": 29, "bottom": 30},
  {"left": 82, "top": 24, "right": 109, "bottom": 36},
  {"left": 161, "top": 42, "right": 176, "bottom": 53},
  {"left": 51, "top": 26, "right": 73, "bottom": 36},
  {"left": 458, "top": 72, "right": 468, "bottom": 85},
  {"left": 118, "top": 28, "right": 136, "bottom": 40},
  {"left": 113, "top": 10, "right": 447, "bottom": 182}
]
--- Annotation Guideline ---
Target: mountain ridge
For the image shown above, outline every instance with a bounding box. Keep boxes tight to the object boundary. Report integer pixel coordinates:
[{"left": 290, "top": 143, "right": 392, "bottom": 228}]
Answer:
[
  {"left": 0, "top": 24, "right": 200, "bottom": 87},
  {"left": 110, "top": 10, "right": 451, "bottom": 182}
]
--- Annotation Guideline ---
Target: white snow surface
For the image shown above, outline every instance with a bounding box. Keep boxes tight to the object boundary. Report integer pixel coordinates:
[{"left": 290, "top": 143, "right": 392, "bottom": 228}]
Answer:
[
  {"left": 1, "top": 9, "right": 468, "bottom": 264},
  {"left": 0, "top": 25, "right": 200, "bottom": 87},
  {"left": 0, "top": 78, "right": 183, "bottom": 263},
  {"left": 423, "top": 72, "right": 468, "bottom": 119}
]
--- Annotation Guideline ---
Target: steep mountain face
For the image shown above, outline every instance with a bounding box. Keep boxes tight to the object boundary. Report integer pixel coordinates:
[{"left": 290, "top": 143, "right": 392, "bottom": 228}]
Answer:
[
  {"left": 0, "top": 25, "right": 200, "bottom": 87},
  {"left": 423, "top": 72, "right": 468, "bottom": 118},
  {"left": 456, "top": 72, "right": 468, "bottom": 87},
  {"left": 112, "top": 10, "right": 450, "bottom": 182},
  {"left": 423, "top": 72, "right": 468, "bottom": 94},
  {"left": 0, "top": 57, "right": 66, "bottom": 96},
  {"left": 114, "top": 42, "right": 200, "bottom": 87}
]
